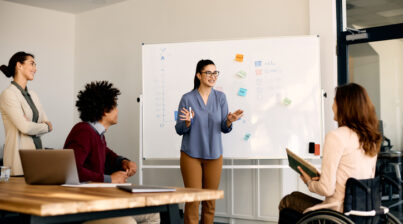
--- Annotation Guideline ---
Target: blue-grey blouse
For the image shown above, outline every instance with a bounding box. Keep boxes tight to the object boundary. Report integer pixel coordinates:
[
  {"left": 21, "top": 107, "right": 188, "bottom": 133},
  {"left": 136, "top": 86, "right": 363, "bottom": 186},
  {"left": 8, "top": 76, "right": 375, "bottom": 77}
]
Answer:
[{"left": 175, "top": 89, "right": 232, "bottom": 159}]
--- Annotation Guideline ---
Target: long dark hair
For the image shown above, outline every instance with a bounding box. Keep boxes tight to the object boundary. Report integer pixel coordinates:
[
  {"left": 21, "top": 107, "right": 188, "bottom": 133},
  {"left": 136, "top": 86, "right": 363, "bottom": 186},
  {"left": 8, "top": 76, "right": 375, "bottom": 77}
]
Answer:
[
  {"left": 335, "top": 83, "right": 381, "bottom": 156},
  {"left": 0, "top": 51, "right": 35, "bottom": 78},
  {"left": 193, "top": 59, "right": 215, "bottom": 90}
]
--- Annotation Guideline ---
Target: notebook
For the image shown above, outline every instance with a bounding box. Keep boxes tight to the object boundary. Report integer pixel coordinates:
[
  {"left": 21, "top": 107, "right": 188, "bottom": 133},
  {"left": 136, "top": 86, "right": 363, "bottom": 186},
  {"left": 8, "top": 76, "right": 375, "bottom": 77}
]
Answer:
[
  {"left": 117, "top": 185, "right": 176, "bottom": 193},
  {"left": 286, "top": 148, "right": 320, "bottom": 178}
]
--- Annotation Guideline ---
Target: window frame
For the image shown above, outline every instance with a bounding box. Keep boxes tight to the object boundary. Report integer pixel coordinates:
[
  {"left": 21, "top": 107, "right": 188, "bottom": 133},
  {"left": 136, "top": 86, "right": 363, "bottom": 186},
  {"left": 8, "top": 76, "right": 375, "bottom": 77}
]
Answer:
[{"left": 336, "top": 0, "right": 403, "bottom": 85}]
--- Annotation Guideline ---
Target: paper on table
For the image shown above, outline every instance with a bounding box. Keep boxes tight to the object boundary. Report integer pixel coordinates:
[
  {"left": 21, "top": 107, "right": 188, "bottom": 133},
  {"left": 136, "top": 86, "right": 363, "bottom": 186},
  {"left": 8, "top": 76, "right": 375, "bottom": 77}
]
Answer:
[{"left": 62, "top": 183, "right": 132, "bottom": 188}]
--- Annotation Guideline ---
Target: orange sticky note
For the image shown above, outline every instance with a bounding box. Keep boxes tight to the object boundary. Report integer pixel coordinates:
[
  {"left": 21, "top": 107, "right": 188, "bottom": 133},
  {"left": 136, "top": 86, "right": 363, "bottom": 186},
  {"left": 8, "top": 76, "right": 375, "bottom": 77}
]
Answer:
[{"left": 235, "top": 54, "right": 244, "bottom": 62}]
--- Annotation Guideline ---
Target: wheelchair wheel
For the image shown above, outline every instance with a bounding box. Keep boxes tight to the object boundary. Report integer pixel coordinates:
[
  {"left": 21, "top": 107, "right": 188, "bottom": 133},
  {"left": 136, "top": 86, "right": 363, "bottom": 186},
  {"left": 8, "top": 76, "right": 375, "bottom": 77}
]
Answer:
[
  {"left": 297, "top": 209, "right": 355, "bottom": 224},
  {"left": 384, "top": 213, "right": 401, "bottom": 224}
]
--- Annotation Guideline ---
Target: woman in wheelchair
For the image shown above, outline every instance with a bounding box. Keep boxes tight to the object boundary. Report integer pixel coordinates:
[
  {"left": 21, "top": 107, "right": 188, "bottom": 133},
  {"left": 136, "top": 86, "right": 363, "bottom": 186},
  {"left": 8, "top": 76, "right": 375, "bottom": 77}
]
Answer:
[{"left": 278, "top": 83, "right": 383, "bottom": 223}]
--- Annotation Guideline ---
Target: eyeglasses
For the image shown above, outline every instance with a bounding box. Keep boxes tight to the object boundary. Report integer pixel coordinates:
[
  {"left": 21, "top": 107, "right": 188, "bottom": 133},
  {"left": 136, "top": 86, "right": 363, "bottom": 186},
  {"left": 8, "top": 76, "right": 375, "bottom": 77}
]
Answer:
[{"left": 201, "top": 71, "right": 220, "bottom": 77}]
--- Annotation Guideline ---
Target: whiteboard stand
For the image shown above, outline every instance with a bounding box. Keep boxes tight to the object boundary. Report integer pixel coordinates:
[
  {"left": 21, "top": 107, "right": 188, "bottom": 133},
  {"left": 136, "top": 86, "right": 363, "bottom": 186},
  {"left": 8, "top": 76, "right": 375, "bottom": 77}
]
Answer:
[
  {"left": 321, "top": 89, "right": 326, "bottom": 147},
  {"left": 139, "top": 94, "right": 143, "bottom": 185}
]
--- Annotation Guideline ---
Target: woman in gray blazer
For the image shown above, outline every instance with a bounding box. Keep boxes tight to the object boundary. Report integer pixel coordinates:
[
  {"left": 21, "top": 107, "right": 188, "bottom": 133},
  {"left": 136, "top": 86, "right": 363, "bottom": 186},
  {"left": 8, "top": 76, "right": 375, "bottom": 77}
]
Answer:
[{"left": 0, "top": 52, "right": 52, "bottom": 176}]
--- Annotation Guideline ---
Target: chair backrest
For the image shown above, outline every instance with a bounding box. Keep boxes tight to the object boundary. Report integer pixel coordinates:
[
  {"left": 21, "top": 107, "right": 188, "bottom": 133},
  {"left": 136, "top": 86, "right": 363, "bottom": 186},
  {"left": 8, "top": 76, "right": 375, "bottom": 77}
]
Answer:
[
  {"left": 344, "top": 176, "right": 381, "bottom": 224},
  {"left": 379, "top": 120, "right": 393, "bottom": 152}
]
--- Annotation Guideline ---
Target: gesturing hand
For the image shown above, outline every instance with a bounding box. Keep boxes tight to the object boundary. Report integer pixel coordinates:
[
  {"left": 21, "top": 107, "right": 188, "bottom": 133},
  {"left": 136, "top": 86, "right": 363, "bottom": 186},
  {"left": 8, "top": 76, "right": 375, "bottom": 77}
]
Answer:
[
  {"left": 122, "top": 160, "right": 137, "bottom": 177},
  {"left": 179, "top": 107, "right": 195, "bottom": 128},
  {"left": 226, "top": 109, "right": 244, "bottom": 127}
]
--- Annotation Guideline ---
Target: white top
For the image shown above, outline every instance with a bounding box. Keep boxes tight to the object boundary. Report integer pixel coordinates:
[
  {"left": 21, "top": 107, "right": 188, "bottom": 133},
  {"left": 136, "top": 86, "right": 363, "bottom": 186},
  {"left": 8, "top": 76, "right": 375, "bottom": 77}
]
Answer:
[{"left": 305, "top": 126, "right": 378, "bottom": 213}]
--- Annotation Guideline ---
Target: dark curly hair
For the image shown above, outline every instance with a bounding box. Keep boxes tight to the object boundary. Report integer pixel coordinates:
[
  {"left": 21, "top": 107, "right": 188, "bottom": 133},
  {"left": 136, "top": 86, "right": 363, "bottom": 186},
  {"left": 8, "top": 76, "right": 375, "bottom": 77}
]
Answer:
[{"left": 76, "top": 81, "right": 121, "bottom": 122}]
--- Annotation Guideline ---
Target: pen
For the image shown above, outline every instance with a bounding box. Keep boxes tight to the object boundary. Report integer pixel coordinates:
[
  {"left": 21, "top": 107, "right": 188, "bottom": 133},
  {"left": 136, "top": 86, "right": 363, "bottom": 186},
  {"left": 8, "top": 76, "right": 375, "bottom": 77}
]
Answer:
[{"left": 189, "top": 107, "right": 192, "bottom": 119}]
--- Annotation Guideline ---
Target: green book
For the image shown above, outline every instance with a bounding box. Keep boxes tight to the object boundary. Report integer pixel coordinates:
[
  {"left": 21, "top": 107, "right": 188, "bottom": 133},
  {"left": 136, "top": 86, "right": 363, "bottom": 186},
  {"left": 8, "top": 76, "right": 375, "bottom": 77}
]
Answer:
[{"left": 286, "top": 148, "right": 320, "bottom": 178}]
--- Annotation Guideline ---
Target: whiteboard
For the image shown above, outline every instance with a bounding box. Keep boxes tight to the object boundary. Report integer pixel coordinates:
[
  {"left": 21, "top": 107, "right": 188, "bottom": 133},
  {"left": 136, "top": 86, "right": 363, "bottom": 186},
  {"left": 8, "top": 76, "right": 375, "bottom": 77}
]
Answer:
[{"left": 142, "top": 36, "right": 322, "bottom": 159}]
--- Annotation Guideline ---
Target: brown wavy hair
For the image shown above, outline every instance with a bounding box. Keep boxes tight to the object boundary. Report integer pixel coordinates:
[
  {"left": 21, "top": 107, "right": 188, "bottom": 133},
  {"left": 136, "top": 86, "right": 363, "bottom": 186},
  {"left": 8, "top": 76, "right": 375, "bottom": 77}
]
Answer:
[{"left": 334, "top": 83, "right": 381, "bottom": 156}]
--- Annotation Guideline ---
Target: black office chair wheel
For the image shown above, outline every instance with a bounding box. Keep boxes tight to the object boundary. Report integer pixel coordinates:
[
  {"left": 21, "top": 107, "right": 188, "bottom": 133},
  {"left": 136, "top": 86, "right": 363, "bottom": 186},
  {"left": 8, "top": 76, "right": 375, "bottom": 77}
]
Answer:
[{"left": 297, "top": 209, "right": 354, "bottom": 224}]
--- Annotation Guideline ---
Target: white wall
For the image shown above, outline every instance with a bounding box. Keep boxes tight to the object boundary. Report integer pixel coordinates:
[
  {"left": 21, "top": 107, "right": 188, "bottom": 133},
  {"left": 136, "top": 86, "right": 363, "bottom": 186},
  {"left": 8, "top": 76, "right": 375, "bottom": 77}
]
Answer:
[
  {"left": 370, "top": 39, "right": 403, "bottom": 150},
  {"left": 349, "top": 44, "right": 381, "bottom": 117},
  {"left": 75, "top": 0, "right": 337, "bottom": 223},
  {"left": 0, "top": 1, "right": 75, "bottom": 149},
  {"left": 0, "top": 0, "right": 338, "bottom": 223},
  {"left": 75, "top": 0, "right": 311, "bottom": 179}
]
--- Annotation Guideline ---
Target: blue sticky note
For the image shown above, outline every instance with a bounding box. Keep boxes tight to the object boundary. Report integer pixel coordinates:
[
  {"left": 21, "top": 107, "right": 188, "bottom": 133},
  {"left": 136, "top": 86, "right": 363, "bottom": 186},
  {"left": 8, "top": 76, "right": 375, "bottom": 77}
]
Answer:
[
  {"left": 244, "top": 133, "right": 251, "bottom": 141},
  {"left": 174, "top": 111, "right": 178, "bottom": 121},
  {"left": 238, "top": 88, "right": 247, "bottom": 97},
  {"left": 255, "top": 61, "right": 262, "bottom": 67}
]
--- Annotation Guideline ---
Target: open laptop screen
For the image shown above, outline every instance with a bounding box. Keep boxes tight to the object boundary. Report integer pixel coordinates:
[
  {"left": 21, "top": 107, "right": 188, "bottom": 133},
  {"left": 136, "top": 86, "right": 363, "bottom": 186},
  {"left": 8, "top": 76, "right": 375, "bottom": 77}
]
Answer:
[{"left": 19, "top": 149, "right": 80, "bottom": 185}]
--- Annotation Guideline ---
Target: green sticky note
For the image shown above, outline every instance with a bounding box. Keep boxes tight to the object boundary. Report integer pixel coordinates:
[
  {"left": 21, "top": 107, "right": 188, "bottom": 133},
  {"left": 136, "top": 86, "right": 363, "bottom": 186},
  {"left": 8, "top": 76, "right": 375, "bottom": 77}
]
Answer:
[
  {"left": 283, "top": 97, "right": 292, "bottom": 106},
  {"left": 236, "top": 70, "right": 247, "bottom": 78}
]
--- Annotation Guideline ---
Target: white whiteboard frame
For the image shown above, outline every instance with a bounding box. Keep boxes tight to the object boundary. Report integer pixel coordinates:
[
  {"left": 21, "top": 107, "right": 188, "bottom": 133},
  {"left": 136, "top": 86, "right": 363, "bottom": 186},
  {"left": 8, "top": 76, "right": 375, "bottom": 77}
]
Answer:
[{"left": 141, "top": 36, "right": 323, "bottom": 160}]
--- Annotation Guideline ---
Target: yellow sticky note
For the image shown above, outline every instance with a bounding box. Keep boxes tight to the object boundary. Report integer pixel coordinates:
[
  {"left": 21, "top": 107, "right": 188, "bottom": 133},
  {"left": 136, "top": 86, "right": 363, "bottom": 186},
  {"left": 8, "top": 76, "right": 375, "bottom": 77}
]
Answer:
[{"left": 235, "top": 54, "right": 244, "bottom": 62}]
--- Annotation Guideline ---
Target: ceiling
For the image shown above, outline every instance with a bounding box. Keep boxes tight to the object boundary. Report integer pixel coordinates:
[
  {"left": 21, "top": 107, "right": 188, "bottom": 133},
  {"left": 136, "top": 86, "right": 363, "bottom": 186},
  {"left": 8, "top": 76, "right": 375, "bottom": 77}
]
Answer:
[
  {"left": 2, "top": 0, "right": 403, "bottom": 26},
  {"left": 347, "top": 0, "right": 403, "bottom": 28},
  {"left": 2, "top": 0, "right": 128, "bottom": 14}
]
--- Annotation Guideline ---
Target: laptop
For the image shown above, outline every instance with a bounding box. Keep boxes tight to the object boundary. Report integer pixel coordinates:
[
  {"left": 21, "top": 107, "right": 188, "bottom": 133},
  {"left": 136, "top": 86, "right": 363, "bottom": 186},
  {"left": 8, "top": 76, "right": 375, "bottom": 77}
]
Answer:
[
  {"left": 19, "top": 149, "right": 81, "bottom": 185},
  {"left": 117, "top": 185, "right": 176, "bottom": 193}
]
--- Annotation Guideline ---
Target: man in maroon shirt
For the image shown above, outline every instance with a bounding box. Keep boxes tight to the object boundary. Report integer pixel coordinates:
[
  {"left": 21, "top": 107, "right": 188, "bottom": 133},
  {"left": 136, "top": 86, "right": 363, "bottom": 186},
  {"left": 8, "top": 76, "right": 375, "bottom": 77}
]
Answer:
[
  {"left": 64, "top": 81, "right": 159, "bottom": 224},
  {"left": 64, "top": 81, "right": 136, "bottom": 183}
]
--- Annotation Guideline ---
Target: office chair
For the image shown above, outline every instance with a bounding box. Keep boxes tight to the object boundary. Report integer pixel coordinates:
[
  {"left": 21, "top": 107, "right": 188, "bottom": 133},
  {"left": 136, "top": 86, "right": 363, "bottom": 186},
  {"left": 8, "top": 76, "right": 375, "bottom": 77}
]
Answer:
[{"left": 379, "top": 120, "right": 393, "bottom": 152}]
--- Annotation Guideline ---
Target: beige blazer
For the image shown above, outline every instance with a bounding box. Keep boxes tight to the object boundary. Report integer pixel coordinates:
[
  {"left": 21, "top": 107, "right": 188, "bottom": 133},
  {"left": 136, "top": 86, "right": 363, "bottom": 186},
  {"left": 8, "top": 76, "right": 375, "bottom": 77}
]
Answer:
[
  {"left": 0, "top": 84, "right": 50, "bottom": 175},
  {"left": 306, "top": 126, "right": 377, "bottom": 213}
]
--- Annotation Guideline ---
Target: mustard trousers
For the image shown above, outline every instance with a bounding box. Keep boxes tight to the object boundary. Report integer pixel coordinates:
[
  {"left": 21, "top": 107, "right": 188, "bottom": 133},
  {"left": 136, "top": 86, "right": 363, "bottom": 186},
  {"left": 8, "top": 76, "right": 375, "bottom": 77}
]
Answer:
[{"left": 180, "top": 151, "right": 223, "bottom": 224}]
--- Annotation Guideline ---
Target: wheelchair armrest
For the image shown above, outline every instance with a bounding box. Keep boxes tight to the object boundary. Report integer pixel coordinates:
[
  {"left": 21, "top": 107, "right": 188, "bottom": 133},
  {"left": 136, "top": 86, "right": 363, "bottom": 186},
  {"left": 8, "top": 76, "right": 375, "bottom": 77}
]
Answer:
[
  {"left": 381, "top": 175, "right": 401, "bottom": 191},
  {"left": 348, "top": 178, "right": 371, "bottom": 193}
]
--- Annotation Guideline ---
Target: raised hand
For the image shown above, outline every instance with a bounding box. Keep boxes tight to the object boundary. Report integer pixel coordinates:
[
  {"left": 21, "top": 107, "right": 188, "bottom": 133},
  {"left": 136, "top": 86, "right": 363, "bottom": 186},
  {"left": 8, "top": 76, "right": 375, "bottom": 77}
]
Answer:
[
  {"left": 179, "top": 107, "right": 195, "bottom": 127},
  {"left": 226, "top": 109, "right": 244, "bottom": 127}
]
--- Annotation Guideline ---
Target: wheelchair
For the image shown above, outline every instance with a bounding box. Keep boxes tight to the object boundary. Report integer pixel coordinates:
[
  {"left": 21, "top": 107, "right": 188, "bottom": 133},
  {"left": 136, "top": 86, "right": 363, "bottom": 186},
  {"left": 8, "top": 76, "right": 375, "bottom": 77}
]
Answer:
[{"left": 295, "top": 175, "right": 402, "bottom": 224}]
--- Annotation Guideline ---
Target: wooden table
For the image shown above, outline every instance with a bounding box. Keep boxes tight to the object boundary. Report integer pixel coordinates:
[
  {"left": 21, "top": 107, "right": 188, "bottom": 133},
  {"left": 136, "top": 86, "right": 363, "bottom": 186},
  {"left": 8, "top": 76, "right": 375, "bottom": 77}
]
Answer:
[{"left": 0, "top": 178, "right": 224, "bottom": 224}]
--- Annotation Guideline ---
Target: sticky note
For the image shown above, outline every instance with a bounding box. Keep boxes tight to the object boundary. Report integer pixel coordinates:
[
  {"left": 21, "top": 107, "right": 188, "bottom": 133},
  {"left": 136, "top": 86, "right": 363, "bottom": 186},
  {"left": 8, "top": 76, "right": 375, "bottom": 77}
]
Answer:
[
  {"left": 235, "top": 54, "right": 244, "bottom": 62},
  {"left": 255, "top": 69, "right": 262, "bottom": 75},
  {"left": 244, "top": 133, "right": 251, "bottom": 141},
  {"left": 238, "top": 88, "right": 247, "bottom": 96},
  {"left": 283, "top": 97, "right": 292, "bottom": 106},
  {"left": 255, "top": 61, "right": 262, "bottom": 67},
  {"left": 236, "top": 70, "right": 247, "bottom": 78},
  {"left": 174, "top": 111, "right": 178, "bottom": 121}
]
